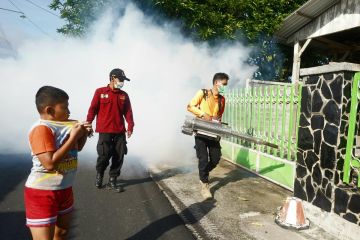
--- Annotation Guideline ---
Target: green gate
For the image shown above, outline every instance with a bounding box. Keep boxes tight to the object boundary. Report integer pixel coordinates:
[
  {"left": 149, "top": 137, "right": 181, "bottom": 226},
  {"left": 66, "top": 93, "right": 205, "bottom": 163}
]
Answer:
[{"left": 221, "top": 82, "right": 301, "bottom": 189}]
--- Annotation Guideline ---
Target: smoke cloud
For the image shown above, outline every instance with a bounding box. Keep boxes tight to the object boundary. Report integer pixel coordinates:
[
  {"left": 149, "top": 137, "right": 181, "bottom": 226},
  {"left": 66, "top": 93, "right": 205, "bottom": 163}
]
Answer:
[{"left": 0, "top": 3, "right": 256, "bottom": 169}]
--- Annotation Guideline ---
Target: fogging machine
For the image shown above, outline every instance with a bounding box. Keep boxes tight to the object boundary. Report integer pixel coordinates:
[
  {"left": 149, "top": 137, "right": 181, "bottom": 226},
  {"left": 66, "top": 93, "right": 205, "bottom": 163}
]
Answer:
[{"left": 181, "top": 116, "right": 278, "bottom": 148}]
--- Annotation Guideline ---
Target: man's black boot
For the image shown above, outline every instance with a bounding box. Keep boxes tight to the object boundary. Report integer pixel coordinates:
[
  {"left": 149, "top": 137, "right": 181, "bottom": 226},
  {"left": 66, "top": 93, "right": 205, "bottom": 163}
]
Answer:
[
  {"left": 108, "top": 176, "right": 117, "bottom": 189},
  {"left": 95, "top": 173, "right": 103, "bottom": 189}
]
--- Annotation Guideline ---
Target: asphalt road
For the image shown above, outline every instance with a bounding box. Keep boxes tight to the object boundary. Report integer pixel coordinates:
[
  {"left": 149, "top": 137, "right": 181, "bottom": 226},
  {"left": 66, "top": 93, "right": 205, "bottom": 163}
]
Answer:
[{"left": 0, "top": 154, "right": 195, "bottom": 240}]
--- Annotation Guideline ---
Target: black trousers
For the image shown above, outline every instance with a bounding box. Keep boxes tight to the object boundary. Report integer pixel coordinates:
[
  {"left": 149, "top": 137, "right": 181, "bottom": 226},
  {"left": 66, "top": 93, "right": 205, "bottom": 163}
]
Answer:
[
  {"left": 194, "top": 136, "right": 221, "bottom": 183},
  {"left": 96, "top": 133, "right": 127, "bottom": 177}
]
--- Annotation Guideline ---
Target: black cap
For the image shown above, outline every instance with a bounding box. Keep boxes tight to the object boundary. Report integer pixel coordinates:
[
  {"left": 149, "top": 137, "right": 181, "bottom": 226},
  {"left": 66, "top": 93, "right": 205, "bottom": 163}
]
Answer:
[{"left": 109, "top": 68, "right": 130, "bottom": 81}]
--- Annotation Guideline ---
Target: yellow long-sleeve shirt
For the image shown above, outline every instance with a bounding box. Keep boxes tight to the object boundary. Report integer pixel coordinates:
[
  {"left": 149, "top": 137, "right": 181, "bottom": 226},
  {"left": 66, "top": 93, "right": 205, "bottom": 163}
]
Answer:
[{"left": 187, "top": 89, "right": 225, "bottom": 119}]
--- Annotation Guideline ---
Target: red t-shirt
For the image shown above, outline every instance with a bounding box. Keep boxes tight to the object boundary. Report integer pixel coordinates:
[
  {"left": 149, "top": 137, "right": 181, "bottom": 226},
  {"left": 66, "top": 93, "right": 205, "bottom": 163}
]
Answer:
[{"left": 87, "top": 86, "right": 134, "bottom": 133}]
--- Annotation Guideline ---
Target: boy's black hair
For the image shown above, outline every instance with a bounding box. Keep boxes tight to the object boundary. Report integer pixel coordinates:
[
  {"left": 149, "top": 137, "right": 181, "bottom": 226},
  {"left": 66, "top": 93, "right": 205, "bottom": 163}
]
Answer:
[
  {"left": 212, "top": 72, "right": 229, "bottom": 84},
  {"left": 35, "top": 86, "right": 69, "bottom": 113}
]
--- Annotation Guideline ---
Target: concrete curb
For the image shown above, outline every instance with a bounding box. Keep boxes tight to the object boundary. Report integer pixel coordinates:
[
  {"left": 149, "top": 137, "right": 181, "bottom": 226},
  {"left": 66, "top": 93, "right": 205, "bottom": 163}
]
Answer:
[
  {"left": 303, "top": 201, "right": 360, "bottom": 240},
  {"left": 150, "top": 170, "right": 228, "bottom": 240},
  {"left": 148, "top": 160, "right": 342, "bottom": 240}
]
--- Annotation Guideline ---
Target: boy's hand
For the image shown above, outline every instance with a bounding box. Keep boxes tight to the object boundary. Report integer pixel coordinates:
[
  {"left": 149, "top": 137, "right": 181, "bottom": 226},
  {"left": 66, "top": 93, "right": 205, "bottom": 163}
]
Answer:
[
  {"left": 70, "top": 123, "right": 87, "bottom": 139},
  {"left": 81, "top": 121, "right": 94, "bottom": 137}
]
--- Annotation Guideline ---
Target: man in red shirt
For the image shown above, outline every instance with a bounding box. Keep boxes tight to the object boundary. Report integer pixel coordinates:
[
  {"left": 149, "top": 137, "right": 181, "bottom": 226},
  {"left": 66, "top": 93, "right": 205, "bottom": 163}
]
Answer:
[{"left": 87, "top": 68, "right": 134, "bottom": 190}]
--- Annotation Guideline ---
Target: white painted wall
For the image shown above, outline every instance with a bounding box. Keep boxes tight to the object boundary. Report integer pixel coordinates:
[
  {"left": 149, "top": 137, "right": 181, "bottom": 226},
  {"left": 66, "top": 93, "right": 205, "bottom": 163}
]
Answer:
[{"left": 289, "top": 0, "right": 360, "bottom": 43}]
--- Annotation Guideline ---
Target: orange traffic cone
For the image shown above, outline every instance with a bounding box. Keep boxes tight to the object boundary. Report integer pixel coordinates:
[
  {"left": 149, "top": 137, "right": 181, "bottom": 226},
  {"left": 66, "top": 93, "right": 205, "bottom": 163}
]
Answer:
[{"left": 275, "top": 197, "right": 310, "bottom": 230}]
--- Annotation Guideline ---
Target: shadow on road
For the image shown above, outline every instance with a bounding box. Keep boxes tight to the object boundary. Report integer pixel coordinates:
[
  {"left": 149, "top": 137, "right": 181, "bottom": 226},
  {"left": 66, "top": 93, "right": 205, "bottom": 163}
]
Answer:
[
  {"left": 119, "top": 177, "right": 152, "bottom": 188},
  {"left": 0, "top": 154, "right": 32, "bottom": 239},
  {"left": 0, "top": 211, "right": 30, "bottom": 239},
  {"left": 210, "top": 164, "right": 255, "bottom": 195},
  {"left": 0, "top": 212, "right": 30, "bottom": 240},
  {"left": 0, "top": 154, "right": 30, "bottom": 202},
  {"left": 127, "top": 200, "right": 215, "bottom": 240},
  {"left": 149, "top": 164, "right": 197, "bottom": 188}
]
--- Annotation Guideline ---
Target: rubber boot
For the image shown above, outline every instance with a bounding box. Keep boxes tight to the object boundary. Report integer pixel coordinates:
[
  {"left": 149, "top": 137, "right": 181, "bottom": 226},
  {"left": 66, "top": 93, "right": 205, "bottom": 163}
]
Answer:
[
  {"left": 95, "top": 173, "right": 103, "bottom": 189},
  {"left": 108, "top": 176, "right": 117, "bottom": 189}
]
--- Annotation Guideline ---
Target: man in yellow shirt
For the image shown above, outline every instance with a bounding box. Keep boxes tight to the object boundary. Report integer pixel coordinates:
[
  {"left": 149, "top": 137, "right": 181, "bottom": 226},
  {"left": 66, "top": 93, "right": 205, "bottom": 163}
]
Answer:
[{"left": 187, "top": 72, "right": 229, "bottom": 199}]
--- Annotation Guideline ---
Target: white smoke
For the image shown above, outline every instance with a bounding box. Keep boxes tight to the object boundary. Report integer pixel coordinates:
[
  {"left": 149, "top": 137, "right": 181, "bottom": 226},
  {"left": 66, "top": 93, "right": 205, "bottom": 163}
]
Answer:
[{"left": 0, "top": 3, "right": 256, "bottom": 169}]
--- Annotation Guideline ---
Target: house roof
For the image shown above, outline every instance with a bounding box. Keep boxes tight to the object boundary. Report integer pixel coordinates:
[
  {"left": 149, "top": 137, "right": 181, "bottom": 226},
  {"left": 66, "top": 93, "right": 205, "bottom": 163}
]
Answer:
[{"left": 275, "top": 0, "right": 340, "bottom": 42}]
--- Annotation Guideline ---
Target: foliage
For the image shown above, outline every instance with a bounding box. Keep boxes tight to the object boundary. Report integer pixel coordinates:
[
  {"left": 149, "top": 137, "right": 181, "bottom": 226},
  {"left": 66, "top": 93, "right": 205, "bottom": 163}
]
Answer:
[
  {"left": 50, "top": 0, "right": 108, "bottom": 36},
  {"left": 152, "top": 0, "right": 307, "bottom": 42},
  {"left": 50, "top": 0, "right": 309, "bottom": 80},
  {"left": 50, "top": 0, "right": 306, "bottom": 41}
]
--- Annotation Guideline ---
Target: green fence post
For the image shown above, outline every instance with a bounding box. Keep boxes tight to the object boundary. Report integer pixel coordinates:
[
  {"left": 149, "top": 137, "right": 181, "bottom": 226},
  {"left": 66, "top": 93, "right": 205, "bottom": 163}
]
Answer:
[
  {"left": 238, "top": 89, "right": 242, "bottom": 145},
  {"left": 233, "top": 89, "right": 237, "bottom": 143},
  {"left": 232, "top": 89, "right": 236, "bottom": 143},
  {"left": 280, "top": 86, "right": 287, "bottom": 158},
  {"left": 228, "top": 89, "right": 232, "bottom": 142},
  {"left": 222, "top": 82, "right": 301, "bottom": 162},
  {"left": 247, "top": 88, "right": 252, "bottom": 148},
  {"left": 257, "top": 87, "right": 262, "bottom": 151},
  {"left": 252, "top": 87, "right": 256, "bottom": 148},
  {"left": 239, "top": 88, "right": 244, "bottom": 134},
  {"left": 343, "top": 72, "right": 360, "bottom": 184},
  {"left": 262, "top": 87, "right": 267, "bottom": 153},
  {"left": 235, "top": 89, "right": 239, "bottom": 144},
  {"left": 295, "top": 83, "right": 303, "bottom": 162},
  {"left": 287, "top": 85, "right": 295, "bottom": 160},
  {"left": 275, "top": 86, "right": 281, "bottom": 157},
  {"left": 267, "top": 87, "right": 272, "bottom": 154}
]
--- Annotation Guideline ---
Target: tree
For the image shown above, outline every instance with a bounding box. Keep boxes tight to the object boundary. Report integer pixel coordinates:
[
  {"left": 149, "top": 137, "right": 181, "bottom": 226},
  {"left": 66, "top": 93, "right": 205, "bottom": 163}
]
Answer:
[
  {"left": 50, "top": 0, "right": 108, "bottom": 36},
  {"left": 50, "top": 0, "right": 306, "bottom": 41},
  {"left": 50, "top": 0, "right": 308, "bottom": 80},
  {"left": 148, "top": 0, "right": 308, "bottom": 81}
]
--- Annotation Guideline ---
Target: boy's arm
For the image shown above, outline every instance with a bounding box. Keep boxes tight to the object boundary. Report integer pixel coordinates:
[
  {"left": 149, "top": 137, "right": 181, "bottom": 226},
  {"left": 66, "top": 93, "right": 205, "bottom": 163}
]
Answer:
[
  {"left": 37, "top": 136, "right": 78, "bottom": 171},
  {"left": 77, "top": 134, "right": 87, "bottom": 152},
  {"left": 77, "top": 122, "right": 92, "bottom": 151},
  {"left": 31, "top": 124, "right": 85, "bottom": 171}
]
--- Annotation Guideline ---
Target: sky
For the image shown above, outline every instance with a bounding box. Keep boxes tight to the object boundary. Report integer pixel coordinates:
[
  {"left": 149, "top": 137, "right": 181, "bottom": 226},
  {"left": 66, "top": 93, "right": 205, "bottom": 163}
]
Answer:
[
  {"left": 0, "top": 2, "right": 257, "bottom": 168},
  {"left": 0, "top": 0, "right": 64, "bottom": 53}
]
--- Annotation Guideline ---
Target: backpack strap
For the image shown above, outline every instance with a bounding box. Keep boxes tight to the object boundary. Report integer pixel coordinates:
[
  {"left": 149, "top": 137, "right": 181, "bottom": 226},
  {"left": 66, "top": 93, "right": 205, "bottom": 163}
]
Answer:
[
  {"left": 218, "top": 94, "right": 222, "bottom": 113},
  {"left": 202, "top": 89, "right": 223, "bottom": 115},
  {"left": 202, "top": 89, "right": 208, "bottom": 100}
]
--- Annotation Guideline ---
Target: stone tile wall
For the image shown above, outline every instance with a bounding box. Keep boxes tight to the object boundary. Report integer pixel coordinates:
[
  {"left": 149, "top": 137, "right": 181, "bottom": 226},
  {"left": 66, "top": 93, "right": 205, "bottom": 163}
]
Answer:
[{"left": 296, "top": 71, "right": 360, "bottom": 225}]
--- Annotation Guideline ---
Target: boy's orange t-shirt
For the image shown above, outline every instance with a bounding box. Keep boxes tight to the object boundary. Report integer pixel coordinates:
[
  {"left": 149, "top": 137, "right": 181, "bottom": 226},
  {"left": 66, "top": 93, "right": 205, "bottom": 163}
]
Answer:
[{"left": 29, "top": 125, "right": 56, "bottom": 155}]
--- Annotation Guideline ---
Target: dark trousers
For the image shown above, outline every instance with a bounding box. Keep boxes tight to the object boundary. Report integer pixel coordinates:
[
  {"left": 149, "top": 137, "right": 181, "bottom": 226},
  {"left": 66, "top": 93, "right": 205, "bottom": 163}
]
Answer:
[
  {"left": 195, "top": 136, "right": 221, "bottom": 183},
  {"left": 96, "top": 133, "right": 127, "bottom": 177}
]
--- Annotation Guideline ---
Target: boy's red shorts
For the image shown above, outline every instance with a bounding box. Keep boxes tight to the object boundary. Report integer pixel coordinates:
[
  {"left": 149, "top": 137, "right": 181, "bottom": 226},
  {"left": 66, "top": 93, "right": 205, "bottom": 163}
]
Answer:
[{"left": 24, "top": 187, "right": 74, "bottom": 227}]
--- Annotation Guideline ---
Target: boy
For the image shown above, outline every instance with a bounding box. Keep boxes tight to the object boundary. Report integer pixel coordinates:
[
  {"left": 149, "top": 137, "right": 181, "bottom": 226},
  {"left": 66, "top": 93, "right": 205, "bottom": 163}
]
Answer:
[
  {"left": 24, "top": 86, "right": 92, "bottom": 240},
  {"left": 187, "top": 72, "right": 229, "bottom": 200}
]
